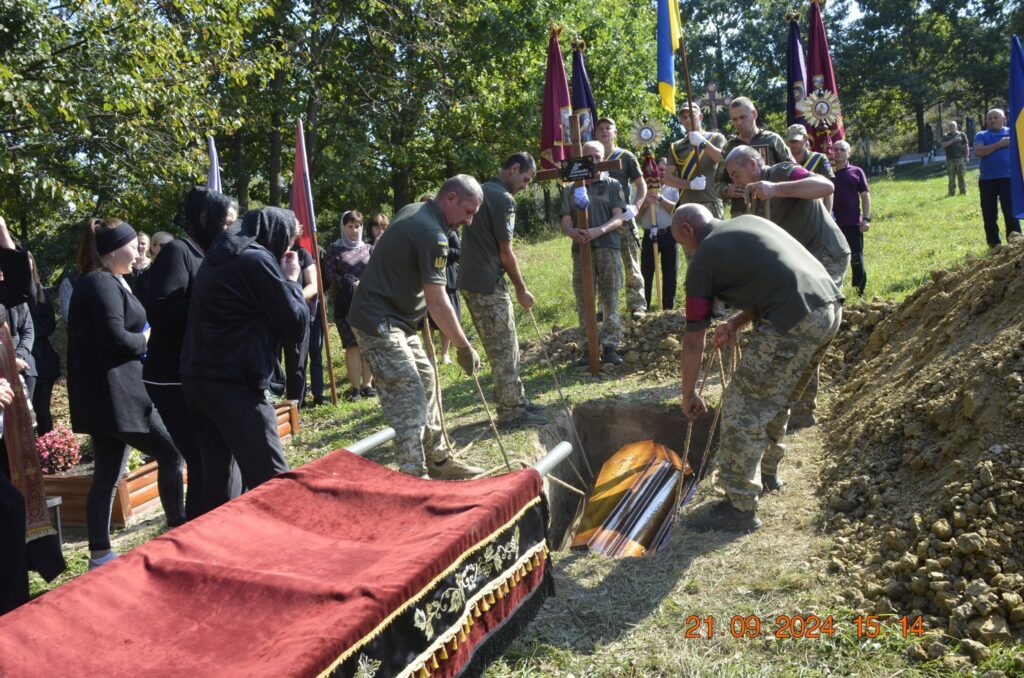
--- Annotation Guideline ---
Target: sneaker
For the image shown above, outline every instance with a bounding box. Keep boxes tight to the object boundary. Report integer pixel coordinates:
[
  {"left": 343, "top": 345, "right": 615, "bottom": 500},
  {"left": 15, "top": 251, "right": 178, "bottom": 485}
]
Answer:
[
  {"left": 630, "top": 309, "right": 646, "bottom": 321},
  {"left": 524, "top": 401, "right": 546, "bottom": 414},
  {"left": 88, "top": 551, "right": 118, "bottom": 570},
  {"left": 688, "top": 500, "right": 762, "bottom": 533},
  {"left": 442, "top": 354, "right": 452, "bottom": 365},
  {"left": 499, "top": 411, "right": 549, "bottom": 429},
  {"left": 601, "top": 345, "right": 623, "bottom": 366},
  {"left": 761, "top": 474, "right": 786, "bottom": 494},
  {"left": 346, "top": 388, "right": 362, "bottom": 402},
  {"left": 788, "top": 411, "right": 816, "bottom": 430},
  {"left": 360, "top": 385, "right": 377, "bottom": 398},
  {"left": 426, "top": 457, "right": 484, "bottom": 480}
]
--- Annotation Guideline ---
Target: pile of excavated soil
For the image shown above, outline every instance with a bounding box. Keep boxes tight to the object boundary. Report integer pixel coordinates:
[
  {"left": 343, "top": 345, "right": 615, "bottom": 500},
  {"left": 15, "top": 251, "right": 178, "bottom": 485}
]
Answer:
[{"left": 820, "top": 242, "right": 1024, "bottom": 661}]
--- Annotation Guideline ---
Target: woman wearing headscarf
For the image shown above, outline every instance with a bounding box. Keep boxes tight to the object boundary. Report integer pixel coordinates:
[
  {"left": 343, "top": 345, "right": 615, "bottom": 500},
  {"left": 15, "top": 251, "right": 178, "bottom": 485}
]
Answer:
[
  {"left": 67, "top": 218, "right": 186, "bottom": 569},
  {"left": 324, "top": 210, "right": 374, "bottom": 400},
  {"left": 143, "top": 187, "right": 237, "bottom": 519},
  {"left": 181, "top": 207, "right": 309, "bottom": 511}
]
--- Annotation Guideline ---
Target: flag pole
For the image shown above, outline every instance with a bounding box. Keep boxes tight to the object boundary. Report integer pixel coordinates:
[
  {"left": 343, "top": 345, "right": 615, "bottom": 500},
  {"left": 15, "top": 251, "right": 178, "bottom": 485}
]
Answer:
[{"left": 676, "top": 26, "right": 697, "bottom": 124}]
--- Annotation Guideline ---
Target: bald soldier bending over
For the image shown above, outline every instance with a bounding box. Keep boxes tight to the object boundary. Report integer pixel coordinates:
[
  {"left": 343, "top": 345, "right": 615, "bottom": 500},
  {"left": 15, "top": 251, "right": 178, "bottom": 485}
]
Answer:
[
  {"left": 349, "top": 175, "right": 484, "bottom": 479},
  {"left": 674, "top": 204, "right": 843, "bottom": 532}
]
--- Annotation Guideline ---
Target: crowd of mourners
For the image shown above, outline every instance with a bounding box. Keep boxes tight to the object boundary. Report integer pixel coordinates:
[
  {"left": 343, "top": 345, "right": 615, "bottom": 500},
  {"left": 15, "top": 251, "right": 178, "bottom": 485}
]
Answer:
[{"left": 1, "top": 96, "right": 1013, "bottom": 615}]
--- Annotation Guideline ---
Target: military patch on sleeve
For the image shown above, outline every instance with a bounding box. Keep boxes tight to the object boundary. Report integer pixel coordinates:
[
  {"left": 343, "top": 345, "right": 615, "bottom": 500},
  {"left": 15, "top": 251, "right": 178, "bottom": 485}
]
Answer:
[
  {"left": 434, "top": 254, "right": 447, "bottom": 270},
  {"left": 507, "top": 210, "right": 516, "bottom": 233},
  {"left": 436, "top": 233, "right": 449, "bottom": 247}
]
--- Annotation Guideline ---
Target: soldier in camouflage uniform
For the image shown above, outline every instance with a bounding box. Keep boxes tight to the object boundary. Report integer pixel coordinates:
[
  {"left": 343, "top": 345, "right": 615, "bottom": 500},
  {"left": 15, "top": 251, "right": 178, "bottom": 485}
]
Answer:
[
  {"left": 715, "top": 97, "right": 793, "bottom": 217},
  {"left": 673, "top": 204, "right": 843, "bottom": 532},
  {"left": 458, "top": 152, "right": 548, "bottom": 428},
  {"left": 348, "top": 175, "right": 484, "bottom": 479},
  {"left": 785, "top": 124, "right": 835, "bottom": 212},
  {"left": 596, "top": 117, "right": 647, "bottom": 319},
  {"left": 725, "top": 145, "right": 851, "bottom": 428},
  {"left": 560, "top": 141, "right": 627, "bottom": 365},
  {"left": 664, "top": 103, "right": 726, "bottom": 219}
]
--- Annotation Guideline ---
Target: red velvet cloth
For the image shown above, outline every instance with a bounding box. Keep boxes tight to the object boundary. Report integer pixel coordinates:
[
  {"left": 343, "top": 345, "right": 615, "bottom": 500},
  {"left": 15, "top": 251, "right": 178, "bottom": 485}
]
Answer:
[{"left": 0, "top": 451, "right": 543, "bottom": 677}]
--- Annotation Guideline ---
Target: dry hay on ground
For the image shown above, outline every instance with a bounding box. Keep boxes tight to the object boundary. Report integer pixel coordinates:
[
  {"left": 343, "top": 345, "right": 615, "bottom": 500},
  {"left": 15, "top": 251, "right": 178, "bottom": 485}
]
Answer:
[{"left": 821, "top": 241, "right": 1024, "bottom": 662}]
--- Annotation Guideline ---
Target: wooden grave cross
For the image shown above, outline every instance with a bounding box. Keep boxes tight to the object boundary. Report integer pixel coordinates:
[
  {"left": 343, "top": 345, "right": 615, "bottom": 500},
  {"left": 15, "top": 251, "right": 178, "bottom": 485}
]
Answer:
[
  {"left": 697, "top": 82, "right": 732, "bottom": 131},
  {"left": 536, "top": 112, "right": 623, "bottom": 373}
]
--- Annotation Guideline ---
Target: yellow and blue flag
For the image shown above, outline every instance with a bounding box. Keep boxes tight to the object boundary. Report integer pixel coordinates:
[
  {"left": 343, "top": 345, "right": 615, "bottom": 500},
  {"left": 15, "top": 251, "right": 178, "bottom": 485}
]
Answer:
[
  {"left": 656, "top": 0, "right": 681, "bottom": 114},
  {"left": 1010, "top": 34, "right": 1024, "bottom": 218}
]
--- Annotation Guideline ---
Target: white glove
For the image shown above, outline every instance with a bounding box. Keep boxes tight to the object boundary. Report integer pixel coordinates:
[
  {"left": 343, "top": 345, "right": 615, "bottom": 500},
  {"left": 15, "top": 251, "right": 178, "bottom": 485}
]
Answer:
[
  {"left": 649, "top": 226, "right": 659, "bottom": 238},
  {"left": 623, "top": 204, "right": 639, "bottom": 221},
  {"left": 688, "top": 131, "right": 705, "bottom": 146},
  {"left": 573, "top": 186, "right": 589, "bottom": 210},
  {"left": 689, "top": 176, "right": 707, "bottom": 191}
]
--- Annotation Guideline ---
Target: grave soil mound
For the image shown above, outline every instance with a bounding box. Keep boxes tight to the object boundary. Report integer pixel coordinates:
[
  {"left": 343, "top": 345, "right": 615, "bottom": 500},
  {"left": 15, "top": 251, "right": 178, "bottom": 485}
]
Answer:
[{"left": 820, "top": 241, "right": 1024, "bottom": 658}]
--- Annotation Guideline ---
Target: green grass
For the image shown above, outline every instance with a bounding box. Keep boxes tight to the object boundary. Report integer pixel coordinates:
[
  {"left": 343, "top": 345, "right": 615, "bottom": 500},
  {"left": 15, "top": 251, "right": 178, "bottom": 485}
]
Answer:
[{"left": 29, "top": 170, "right": 1020, "bottom": 675}]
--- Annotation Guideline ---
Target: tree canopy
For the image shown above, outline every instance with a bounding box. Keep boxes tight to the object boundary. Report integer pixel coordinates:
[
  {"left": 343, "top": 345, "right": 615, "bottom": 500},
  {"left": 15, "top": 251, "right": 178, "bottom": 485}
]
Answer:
[{"left": 0, "top": 0, "right": 1018, "bottom": 278}]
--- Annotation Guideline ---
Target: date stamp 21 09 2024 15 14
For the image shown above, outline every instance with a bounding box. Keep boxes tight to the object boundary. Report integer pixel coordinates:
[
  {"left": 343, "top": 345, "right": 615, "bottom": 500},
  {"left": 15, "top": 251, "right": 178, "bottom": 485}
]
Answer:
[{"left": 684, "top": 614, "right": 925, "bottom": 640}]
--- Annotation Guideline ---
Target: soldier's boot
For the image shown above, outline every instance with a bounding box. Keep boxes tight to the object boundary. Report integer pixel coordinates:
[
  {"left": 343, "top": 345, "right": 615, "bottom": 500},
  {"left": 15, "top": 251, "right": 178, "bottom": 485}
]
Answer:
[
  {"left": 602, "top": 345, "right": 623, "bottom": 366},
  {"left": 788, "top": 411, "right": 816, "bottom": 430},
  {"left": 761, "top": 474, "right": 786, "bottom": 494},
  {"left": 427, "top": 457, "right": 484, "bottom": 481},
  {"left": 524, "top": 401, "right": 547, "bottom": 414},
  {"left": 688, "top": 499, "right": 762, "bottom": 533}
]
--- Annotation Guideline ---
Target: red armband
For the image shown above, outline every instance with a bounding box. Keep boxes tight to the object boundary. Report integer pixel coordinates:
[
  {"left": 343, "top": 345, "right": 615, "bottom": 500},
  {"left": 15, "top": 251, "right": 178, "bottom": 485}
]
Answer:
[{"left": 685, "top": 296, "right": 713, "bottom": 323}]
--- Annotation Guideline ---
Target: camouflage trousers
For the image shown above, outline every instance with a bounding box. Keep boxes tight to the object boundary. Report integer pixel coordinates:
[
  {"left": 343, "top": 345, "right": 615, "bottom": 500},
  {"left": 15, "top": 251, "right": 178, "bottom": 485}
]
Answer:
[
  {"left": 947, "top": 158, "right": 967, "bottom": 195},
  {"left": 352, "top": 325, "right": 450, "bottom": 476},
  {"left": 718, "top": 301, "right": 842, "bottom": 511},
  {"left": 618, "top": 221, "right": 647, "bottom": 313},
  {"left": 462, "top": 287, "right": 527, "bottom": 422},
  {"left": 794, "top": 250, "right": 849, "bottom": 417},
  {"left": 573, "top": 245, "right": 622, "bottom": 349}
]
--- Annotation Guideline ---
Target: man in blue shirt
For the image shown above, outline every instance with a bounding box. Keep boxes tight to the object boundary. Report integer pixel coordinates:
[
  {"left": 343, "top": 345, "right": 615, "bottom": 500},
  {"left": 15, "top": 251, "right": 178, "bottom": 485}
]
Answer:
[{"left": 974, "top": 108, "right": 1021, "bottom": 247}]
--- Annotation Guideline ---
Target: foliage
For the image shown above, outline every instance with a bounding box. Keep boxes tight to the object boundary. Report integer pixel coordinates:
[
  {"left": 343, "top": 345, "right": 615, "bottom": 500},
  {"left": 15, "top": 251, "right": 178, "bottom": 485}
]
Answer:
[
  {"left": 35, "top": 423, "right": 80, "bottom": 474},
  {"left": 126, "top": 448, "right": 145, "bottom": 472}
]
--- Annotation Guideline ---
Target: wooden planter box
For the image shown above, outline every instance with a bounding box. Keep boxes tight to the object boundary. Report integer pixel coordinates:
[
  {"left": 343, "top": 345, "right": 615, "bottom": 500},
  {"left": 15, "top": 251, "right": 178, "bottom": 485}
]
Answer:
[{"left": 42, "top": 401, "right": 300, "bottom": 527}]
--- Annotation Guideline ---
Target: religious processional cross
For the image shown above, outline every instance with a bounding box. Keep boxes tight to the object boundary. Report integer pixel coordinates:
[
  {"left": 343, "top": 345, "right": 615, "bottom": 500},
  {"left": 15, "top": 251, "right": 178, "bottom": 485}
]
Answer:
[
  {"left": 536, "top": 112, "right": 623, "bottom": 374},
  {"left": 697, "top": 82, "right": 731, "bottom": 131}
]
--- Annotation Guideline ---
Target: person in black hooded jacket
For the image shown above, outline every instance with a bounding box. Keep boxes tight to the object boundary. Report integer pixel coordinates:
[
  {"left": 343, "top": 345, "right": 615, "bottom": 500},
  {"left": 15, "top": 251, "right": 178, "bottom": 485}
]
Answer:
[
  {"left": 180, "top": 207, "right": 309, "bottom": 511},
  {"left": 143, "top": 187, "right": 238, "bottom": 519}
]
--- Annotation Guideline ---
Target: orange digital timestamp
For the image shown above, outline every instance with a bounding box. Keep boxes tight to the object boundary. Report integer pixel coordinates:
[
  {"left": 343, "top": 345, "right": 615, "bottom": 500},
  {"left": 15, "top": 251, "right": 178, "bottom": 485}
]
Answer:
[{"left": 683, "top": 614, "right": 924, "bottom": 639}]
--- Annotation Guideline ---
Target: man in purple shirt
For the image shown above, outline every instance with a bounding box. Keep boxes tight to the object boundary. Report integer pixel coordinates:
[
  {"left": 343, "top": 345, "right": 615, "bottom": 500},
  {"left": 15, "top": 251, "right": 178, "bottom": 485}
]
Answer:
[
  {"left": 831, "top": 140, "right": 871, "bottom": 295},
  {"left": 974, "top": 108, "right": 1021, "bottom": 247}
]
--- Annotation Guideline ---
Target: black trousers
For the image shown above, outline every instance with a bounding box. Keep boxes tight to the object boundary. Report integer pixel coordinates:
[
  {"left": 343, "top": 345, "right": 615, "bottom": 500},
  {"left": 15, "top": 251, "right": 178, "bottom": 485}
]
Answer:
[
  {"left": 640, "top": 228, "right": 679, "bottom": 311},
  {"left": 146, "top": 383, "right": 241, "bottom": 520},
  {"left": 979, "top": 177, "right": 1022, "bottom": 246},
  {"left": 31, "top": 375, "right": 56, "bottom": 435},
  {"left": 87, "top": 411, "right": 186, "bottom": 551},
  {"left": 0, "top": 471, "right": 28, "bottom": 615},
  {"left": 839, "top": 224, "right": 867, "bottom": 294},
  {"left": 183, "top": 378, "right": 288, "bottom": 513},
  {"left": 282, "top": 320, "right": 311, "bottom": 402}
]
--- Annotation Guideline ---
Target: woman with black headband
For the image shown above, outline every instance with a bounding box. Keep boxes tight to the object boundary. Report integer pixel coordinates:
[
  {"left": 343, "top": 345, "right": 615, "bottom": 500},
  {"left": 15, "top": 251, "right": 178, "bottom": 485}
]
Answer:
[
  {"left": 181, "top": 207, "right": 309, "bottom": 511},
  {"left": 143, "top": 187, "right": 238, "bottom": 519},
  {"left": 67, "top": 218, "right": 186, "bottom": 570}
]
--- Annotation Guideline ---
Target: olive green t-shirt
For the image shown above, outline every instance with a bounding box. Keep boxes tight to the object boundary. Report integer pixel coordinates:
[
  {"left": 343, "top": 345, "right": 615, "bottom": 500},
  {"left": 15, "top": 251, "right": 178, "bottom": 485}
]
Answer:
[
  {"left": 750, "top": 163, "right": 851, "bottom": 261},
  {"left": 670, "top": 130, "right": 727, "bottom": 204},
  {"left": 348, "top": 201, "right": 449, "bottom": 336},
  {"left": 559, "top": 175, "right": 626, "bottom": 250},
  {"left": 606, "top": 148, "right": 643, "bottom": 205},
  {"left": 684, "top": 216, "right": 843, "bottom": 334},
  {"left": 458, "top": 177, "right": 515, "bottom": 294},
  {"left": 716, "top": 129, "right": 792, "bottom": 215},
  {"left": 943, "top": 131, "right": 968, "bottom": 160}
]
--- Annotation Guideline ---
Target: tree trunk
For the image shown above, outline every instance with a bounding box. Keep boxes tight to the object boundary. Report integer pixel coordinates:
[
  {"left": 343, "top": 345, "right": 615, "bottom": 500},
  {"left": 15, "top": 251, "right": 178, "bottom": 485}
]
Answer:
[
  {"left": 391, "top": 165, "right": 411, "bottom": 213},
  {"left": 915, "top": 102, "right": 927, "bottom": 153},
  {"left": 233, "top": 127, "right": 249, "bottom": 213}
]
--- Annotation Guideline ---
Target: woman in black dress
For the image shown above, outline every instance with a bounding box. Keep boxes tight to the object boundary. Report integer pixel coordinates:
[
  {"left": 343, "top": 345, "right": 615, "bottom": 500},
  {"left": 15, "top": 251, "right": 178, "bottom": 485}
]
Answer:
[
  {"left": 67, "top": 218, "right": 186, "bottom": 569},
  {"left": 143, "top": 187, "right": 237, "bottom": 519}
]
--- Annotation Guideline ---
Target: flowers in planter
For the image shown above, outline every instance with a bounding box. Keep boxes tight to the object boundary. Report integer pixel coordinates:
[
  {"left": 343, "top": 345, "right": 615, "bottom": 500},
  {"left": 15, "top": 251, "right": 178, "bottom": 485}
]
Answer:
[{"left": 36, "top": 424, "right": 82, "bottom": 474}]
